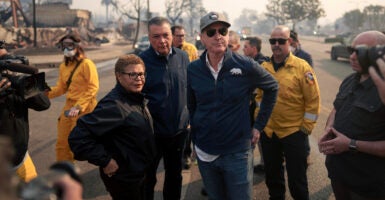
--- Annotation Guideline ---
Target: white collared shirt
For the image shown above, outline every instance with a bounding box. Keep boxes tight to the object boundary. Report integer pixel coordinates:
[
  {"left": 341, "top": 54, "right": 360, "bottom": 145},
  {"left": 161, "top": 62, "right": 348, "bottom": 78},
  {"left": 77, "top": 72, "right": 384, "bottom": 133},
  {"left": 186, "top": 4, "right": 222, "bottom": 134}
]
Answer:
[{"left": 205, "top": 53, "right": 224, "bottom": 80}]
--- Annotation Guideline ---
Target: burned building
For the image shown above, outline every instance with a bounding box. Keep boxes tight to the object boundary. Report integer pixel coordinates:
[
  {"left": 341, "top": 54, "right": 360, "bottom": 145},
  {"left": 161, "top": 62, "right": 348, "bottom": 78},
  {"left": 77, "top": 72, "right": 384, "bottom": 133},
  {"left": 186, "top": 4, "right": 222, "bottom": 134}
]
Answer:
[{"left": 0, "top": 0, "right": 104, "bottom": 48}]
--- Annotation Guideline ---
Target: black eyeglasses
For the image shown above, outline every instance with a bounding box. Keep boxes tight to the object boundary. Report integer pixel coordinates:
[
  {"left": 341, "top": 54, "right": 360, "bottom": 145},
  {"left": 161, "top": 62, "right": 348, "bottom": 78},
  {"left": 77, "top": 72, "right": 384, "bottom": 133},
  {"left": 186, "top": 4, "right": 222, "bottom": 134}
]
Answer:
[
  {"left": 347, "top": 46, "right": 358, "bottom": 55},
  {"left": 120, "top": 72, "right": 146, "bottom": 80},
  {"left": 228, "top": 44, "right": 234, "bottom": 48},
  {"left": 269, "top": 38, "right": 288, "bottom": 45},
  {"left": 206, "top": 27, "right": 228, "bottom": 37}
]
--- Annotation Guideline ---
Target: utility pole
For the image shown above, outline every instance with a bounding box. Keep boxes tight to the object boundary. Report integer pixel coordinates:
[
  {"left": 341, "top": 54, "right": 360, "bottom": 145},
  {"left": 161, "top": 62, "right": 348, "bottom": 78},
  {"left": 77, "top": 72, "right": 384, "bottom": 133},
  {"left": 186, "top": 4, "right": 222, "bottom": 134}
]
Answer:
[
  {"left": 189, "top": 0, "right": 193, "bottom": 35},
  {"left": 33, "top": 0, "right": 37, "bottom": 47},
  {"left": 147, "top": 0, "right": 151, "bottom": 22}
]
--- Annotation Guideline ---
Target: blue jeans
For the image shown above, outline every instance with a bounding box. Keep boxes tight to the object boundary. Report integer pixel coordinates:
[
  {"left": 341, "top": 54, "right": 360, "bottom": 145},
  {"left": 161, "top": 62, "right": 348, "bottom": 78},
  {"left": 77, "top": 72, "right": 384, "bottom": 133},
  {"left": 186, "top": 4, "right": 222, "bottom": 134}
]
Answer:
[{"left": 197, "top": 149, "right": 253, "bottom": 200}]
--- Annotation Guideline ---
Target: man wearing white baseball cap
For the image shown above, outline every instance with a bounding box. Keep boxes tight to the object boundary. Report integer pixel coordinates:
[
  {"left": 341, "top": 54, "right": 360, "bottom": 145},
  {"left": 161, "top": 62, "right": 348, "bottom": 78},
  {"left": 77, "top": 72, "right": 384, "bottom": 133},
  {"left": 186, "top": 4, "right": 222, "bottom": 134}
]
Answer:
[{"left": 187, "top": 11, "right": 278, "bottom": 200}]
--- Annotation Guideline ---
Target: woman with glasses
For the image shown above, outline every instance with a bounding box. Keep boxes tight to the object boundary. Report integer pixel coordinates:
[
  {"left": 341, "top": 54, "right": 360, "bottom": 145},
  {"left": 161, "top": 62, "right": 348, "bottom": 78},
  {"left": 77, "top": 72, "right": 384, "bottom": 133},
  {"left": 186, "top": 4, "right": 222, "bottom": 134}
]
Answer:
[
  {"left": 46, "top": 33, "right": 99, "bottom": 162},
  {"left": 69, "top": 54, "right": 156, "bottom": 200}
]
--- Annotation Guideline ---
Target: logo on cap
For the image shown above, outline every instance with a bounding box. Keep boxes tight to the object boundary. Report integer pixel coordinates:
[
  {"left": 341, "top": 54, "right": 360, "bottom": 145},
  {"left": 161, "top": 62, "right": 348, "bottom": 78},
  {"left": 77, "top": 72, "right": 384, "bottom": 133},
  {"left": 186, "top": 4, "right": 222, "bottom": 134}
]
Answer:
[{"left": 209, "top": 14, "right": 218, "bottom": 20}]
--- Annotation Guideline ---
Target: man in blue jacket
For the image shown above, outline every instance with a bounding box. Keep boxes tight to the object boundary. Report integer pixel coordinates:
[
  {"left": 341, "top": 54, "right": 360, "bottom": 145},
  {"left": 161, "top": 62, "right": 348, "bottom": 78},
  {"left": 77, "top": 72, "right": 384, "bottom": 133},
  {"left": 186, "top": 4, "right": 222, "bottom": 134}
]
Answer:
[
  {"left": 290, "top": 30, "right": 313, "bottom": 67},
  {"left": 187, "top": 11, "right": 278, "bottom": 200},
  {"left": 139, "top": 16, "right": 190, "bottom": 200}
]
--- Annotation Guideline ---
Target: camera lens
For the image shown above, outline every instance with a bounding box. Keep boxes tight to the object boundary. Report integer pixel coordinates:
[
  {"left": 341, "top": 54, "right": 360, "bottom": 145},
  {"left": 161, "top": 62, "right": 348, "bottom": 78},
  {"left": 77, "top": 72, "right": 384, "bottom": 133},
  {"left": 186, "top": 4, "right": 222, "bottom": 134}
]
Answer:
[{"left": 356, "top": 45, "right": 385, "bottom": 74}]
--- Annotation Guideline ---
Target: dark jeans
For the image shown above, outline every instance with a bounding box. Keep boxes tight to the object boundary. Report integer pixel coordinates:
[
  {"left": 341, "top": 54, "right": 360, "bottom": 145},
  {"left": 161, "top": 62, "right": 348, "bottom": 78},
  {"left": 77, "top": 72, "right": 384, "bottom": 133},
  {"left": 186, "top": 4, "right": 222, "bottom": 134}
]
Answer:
[
  {"left": 183, "top": 128, "right": 192, "bottom": 159},
  {"left": 100, "top": 168, "right": 147, "bottom": 200},
  {"left": 261, "top": 131, "right": 309, "bottom": 200},
  {"left": 146, "top": 130, "right": 187, "bottom": 200}
]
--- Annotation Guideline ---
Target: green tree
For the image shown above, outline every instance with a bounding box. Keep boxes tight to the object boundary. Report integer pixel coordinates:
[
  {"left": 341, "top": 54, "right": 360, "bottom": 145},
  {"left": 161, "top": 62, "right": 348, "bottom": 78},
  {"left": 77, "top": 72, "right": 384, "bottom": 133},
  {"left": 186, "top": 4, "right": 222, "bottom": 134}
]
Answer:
[
  {"left": 266, "top": 0, "right": 325, "bottom": 31},
  {"left": 343, "top": 9, "right": 364, "bottom": 32},
  {"left": 363, "top": 5, "right": 385, "bottom": 30}
]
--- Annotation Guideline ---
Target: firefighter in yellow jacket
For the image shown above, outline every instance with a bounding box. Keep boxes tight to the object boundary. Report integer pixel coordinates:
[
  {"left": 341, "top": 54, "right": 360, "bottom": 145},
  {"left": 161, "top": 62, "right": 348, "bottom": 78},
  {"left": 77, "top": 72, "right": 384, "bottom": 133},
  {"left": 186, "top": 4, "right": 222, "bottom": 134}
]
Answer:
[
  {"left": 48, "top": 33, "right": 99, "bottom": 162},
  {"left": 254, "top": 25, "right": 320, "bottom": 200}
]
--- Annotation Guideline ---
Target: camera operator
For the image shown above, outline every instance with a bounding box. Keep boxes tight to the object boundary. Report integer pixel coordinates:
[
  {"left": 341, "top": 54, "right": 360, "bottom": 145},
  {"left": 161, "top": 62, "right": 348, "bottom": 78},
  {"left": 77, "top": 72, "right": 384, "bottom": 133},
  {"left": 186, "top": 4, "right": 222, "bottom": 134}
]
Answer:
[
  {"left": 369, "top": 54, "right": 385, "bottom": 104},
  {"left": 318, "top": 31, "right": 385, "bottom": 199},
  {"left": 0, "top": 44, "right": 50, "bottom": 183},
  {"left": 1, "top": 136, "right": 83, "bottom": 200}
]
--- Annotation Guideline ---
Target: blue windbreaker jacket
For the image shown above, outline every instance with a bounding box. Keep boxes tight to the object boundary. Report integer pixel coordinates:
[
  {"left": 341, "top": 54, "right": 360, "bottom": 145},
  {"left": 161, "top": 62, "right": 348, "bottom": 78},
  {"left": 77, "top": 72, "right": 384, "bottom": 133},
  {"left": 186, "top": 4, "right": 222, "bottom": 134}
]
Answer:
[
  {"left": 187, "top": 49, "right": 278, "bottom": 155},
  {"left": 140, "top": 46, "right": 190, "bottom": 137}
]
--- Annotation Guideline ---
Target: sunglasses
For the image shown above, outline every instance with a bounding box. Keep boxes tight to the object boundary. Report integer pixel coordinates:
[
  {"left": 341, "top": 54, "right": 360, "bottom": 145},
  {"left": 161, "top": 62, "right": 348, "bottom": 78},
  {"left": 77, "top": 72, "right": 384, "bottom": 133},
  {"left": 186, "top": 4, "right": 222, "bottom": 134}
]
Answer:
[
  {"left": 347, "top": 46, "right": 358, "bottom": 55},
  {"left": 269, "top": 38, "right": 288, "bottom": 45},
  {"left": 206, "top": 27, "right": 228, "bottom": 37}
]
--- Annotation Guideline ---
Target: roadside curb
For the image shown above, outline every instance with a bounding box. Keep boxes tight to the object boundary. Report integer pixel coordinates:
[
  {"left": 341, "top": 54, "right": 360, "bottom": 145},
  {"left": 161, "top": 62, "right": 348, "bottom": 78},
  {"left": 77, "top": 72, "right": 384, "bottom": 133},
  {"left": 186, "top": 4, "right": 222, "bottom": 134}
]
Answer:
[{"left": 11, "top": 42, "right": 133, "bottom": 69}]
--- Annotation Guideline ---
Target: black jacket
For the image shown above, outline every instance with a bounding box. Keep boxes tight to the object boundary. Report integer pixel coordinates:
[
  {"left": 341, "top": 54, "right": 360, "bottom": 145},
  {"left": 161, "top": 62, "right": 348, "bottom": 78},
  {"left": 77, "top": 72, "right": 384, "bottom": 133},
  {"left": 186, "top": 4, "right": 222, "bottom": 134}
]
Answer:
[
  {"left": 69, "top": 83, "right": 156, "bottom": 183},
  {"left": 0, "top": 92, "right": 50, "bottom": 166},
  {"left": 253, "top": 52, "right": 270, "bottom": 64},
  {"left": 139, "top": 46, "right": 190, "bottom": 137},
  {"left": 327, "top": 73, "right": 385, "bottom": 198}
]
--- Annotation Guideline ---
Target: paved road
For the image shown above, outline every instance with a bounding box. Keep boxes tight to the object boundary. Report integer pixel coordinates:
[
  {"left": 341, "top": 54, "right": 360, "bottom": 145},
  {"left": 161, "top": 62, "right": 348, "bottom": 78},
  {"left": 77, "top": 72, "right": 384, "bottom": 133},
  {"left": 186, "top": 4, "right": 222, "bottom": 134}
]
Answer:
[{"left": 27, "top": 38, "right": 352, "bottom": 200}]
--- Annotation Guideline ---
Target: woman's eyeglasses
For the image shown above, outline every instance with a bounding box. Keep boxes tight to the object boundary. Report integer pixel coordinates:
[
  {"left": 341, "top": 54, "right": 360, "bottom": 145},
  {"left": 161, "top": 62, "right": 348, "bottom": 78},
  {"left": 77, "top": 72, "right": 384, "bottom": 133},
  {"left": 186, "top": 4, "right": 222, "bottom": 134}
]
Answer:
[
  {"left": 268, "top": 38, "right": 288, "bottom": 45},
  {"left": 206, "top": 27, "right": 228, "bottom": 37},
  {"left": 120, "top": 72, "right": 146, "bottom": 80}
]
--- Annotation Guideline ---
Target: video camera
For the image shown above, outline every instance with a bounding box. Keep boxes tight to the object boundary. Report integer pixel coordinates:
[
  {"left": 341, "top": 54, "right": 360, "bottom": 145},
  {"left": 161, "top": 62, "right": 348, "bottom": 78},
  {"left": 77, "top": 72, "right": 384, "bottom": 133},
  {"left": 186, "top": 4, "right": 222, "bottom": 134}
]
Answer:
[
  {"left": 355, "top": 45, "right": 385, "bottom": 74},
  {"left": 0, "top": 40, "right": 48, "bottom": 99},
  {"left": 20, "top": 161, "right": 82, "bottom": 200}
]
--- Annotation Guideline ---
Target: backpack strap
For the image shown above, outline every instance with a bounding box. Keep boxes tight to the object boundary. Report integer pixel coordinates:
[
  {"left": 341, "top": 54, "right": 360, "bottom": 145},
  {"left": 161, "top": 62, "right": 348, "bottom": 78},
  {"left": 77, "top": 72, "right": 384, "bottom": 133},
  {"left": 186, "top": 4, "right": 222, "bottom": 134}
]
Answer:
[{"left": 66, "top": 59, "right": 83, "bottom": 89}]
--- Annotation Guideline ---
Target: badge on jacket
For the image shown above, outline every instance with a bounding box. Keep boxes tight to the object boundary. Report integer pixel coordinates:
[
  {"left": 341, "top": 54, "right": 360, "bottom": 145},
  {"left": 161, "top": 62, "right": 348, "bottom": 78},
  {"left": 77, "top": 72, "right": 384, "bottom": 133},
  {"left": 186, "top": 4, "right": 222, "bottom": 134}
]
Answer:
[
  {"left": 304, "top": 71, "right": 315, "bottom": 85},
  {"left": 230, "top": 68, "right": 242, "bottom": 76}
]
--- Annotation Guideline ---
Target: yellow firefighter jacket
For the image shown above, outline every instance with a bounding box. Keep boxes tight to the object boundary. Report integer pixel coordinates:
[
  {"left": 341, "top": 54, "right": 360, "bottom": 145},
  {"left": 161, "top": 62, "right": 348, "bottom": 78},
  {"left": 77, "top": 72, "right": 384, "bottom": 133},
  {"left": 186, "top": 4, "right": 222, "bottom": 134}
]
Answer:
[
  {"left": 48, "top": 57, "right": 99, "bottom": 112},
  {"left": 181, "top": 41, "right": 199, "bottom": 61},
  {"left": 254, "top": 53, "right": 320, "bottom": 138}
]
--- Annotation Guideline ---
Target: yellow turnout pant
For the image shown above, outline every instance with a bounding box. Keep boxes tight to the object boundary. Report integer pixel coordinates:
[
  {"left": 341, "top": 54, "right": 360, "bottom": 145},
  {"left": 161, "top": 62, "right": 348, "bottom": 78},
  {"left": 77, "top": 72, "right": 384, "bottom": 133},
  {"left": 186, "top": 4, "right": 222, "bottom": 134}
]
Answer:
[{"left": 15, "top": 152, "right": 37, "bottom": 182}]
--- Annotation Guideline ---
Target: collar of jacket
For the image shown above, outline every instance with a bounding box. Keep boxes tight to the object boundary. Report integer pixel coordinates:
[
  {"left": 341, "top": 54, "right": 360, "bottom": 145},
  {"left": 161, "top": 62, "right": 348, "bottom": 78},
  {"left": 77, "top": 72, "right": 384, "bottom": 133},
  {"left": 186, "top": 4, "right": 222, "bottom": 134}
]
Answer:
[
  {"left": 199, "top": 48, "right": 239, "bottom": 79},
  {"left": 353, "top": 72, "right": 375, "bottom": 90},
  {"left": 269, "top": 52, "right": 302, "bottom": 69},
  {"left": 115, "top": 83, "right": 148, "bottom": 105},
  {"left": 199, "top": 48, "right": 234, "bottom": 66},
  {"left": 148, "top": 45, "right": 176, "bottom": 60}
]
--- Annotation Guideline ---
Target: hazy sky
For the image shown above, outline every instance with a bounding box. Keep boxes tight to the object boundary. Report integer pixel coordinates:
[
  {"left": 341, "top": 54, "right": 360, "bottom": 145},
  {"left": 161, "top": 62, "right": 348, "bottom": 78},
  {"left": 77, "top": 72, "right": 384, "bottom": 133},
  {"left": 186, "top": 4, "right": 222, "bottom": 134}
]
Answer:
[{"left": 72, "top": 0, "right": 385, "bottom": 26}]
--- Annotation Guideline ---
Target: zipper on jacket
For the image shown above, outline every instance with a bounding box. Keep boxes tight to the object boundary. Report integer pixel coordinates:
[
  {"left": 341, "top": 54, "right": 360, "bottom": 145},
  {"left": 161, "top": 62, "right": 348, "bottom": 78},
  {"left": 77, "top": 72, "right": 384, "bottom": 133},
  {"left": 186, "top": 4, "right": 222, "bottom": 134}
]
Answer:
[{"left": 164, "top": 60, "right": 176, "bottom": 128}]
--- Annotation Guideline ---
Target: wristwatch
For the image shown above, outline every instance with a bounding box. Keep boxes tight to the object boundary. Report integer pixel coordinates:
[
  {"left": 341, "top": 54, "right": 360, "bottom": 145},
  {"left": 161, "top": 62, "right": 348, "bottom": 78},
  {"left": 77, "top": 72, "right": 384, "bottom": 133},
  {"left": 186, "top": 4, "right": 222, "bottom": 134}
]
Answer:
[{"left": 349, "top": 139, "right": 358, "bottom": 152}]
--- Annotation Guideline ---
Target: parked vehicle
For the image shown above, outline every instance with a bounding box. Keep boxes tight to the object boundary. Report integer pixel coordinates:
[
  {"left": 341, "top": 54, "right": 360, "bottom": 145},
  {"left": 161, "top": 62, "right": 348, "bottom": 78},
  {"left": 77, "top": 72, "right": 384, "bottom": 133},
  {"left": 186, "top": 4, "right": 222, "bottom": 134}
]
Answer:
[
  {"left": 195, "top": 35, "right": 205, "bottom": 50},
  {"left": 134, "top": 35, "right": 150, "bottom": 55},
  {"left": 330, "top": 34, "right": 354, "bottom": 61}
]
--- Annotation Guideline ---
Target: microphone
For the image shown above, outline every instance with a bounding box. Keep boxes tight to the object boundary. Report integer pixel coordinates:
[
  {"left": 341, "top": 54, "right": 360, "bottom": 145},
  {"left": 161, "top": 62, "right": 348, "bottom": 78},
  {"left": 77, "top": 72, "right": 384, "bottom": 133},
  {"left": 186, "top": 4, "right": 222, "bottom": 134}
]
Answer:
[{"left": 0, "top": 60, "right": 38, "bottom": 74}]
